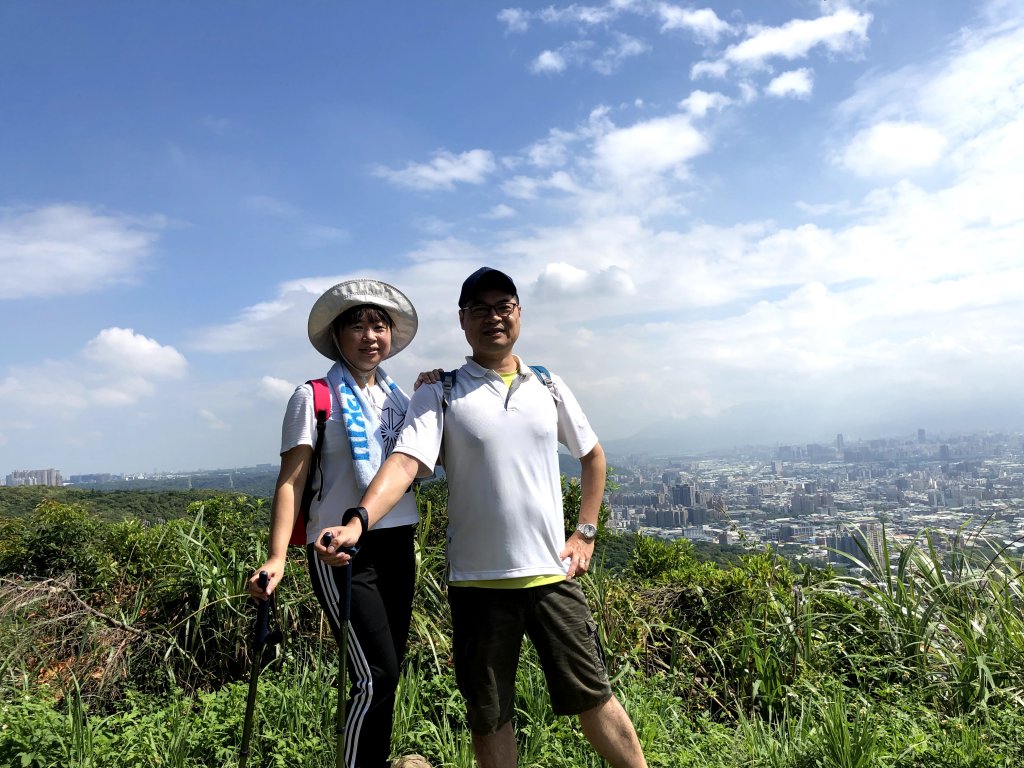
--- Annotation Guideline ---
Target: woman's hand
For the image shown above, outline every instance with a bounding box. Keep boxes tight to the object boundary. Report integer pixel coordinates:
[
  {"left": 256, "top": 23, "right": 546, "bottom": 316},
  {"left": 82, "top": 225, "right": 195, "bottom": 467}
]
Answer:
[
  {"left": 248, "top": 556, "right": 286, "bottom": 600},
  {"left": 314, "top": 521, "right": 361, "bottom": 565},
  {"left": 414, "top": 368, "right": 444, "bottom": 390}
]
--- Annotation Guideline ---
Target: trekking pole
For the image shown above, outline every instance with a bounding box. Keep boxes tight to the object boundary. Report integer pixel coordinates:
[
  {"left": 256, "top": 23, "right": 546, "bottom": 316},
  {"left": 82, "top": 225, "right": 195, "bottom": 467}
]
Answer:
[
  {"left": 321, "top": 532, "right": 359, "bottom": 768},
  {"left": 239, "top": 571, "right": 272, "bottom": 768}
]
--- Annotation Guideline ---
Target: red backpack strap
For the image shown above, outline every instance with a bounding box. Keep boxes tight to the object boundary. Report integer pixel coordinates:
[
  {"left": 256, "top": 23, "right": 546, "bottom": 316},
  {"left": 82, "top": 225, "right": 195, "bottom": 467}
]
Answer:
[{"left": 288, "top": 378, "right": 332, "bottom": 546}]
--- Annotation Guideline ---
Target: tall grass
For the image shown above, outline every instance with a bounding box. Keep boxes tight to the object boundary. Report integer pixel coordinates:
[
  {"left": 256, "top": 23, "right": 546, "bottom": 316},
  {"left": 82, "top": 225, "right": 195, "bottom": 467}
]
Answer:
[{"left": 3, "top": 497, "right": 1024, "bottom": 767}]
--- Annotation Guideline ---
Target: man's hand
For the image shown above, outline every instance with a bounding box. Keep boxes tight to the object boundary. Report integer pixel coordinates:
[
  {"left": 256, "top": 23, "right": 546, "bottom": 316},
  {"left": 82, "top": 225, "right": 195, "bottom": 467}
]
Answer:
[
  {"left": 414, "top": 368, "right": 444, "bottom": 390},
  {"left": 560, "top": 532, "right": 596, "bottom": 579}
]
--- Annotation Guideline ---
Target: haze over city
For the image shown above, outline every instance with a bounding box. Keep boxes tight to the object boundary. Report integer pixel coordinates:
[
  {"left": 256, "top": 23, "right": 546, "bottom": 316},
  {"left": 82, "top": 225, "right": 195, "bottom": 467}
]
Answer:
[{"left": 2, "top": 1, "right": 1023, "bottom": 476}]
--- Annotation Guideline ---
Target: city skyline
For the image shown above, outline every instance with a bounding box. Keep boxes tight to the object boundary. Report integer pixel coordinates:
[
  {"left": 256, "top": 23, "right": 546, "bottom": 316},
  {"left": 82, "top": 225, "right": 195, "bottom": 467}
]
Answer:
[
  {"left": 2, "top": 1, "right": 1023, "bottom": 475},
  {"left": 5, "top": 426, "right": 1018, "bottom": 481}
]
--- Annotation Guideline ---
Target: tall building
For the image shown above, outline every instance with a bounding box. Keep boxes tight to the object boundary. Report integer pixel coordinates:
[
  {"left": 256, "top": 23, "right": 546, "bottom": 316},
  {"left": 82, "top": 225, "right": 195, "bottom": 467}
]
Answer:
[
  {"left": 6, "top": 468, "right": 63, "bottom": 487},
  {"left": 836, "top": 433, "right": 845, "bottom": 451},
  {"left": 672, "top": 483, "right": 695, "bottom": 507},
  {"left": 917, "top": 428, "right": 926, "bottom": 443}
]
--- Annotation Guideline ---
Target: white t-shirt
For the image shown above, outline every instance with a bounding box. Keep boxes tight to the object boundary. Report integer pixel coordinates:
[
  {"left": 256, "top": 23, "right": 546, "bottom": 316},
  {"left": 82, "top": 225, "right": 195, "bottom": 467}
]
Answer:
[
  {"left": 281, "top": 379, "right": 418, "bottom": 544},
  {"left": 394, "top": 357, "right": 598, "bottom": 582}
]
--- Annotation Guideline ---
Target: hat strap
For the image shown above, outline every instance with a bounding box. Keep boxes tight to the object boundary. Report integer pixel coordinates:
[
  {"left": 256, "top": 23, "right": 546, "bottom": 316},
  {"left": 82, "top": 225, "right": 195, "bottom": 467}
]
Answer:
[{"left": 337, "top": 349, "right": 377, "bottom": 388}]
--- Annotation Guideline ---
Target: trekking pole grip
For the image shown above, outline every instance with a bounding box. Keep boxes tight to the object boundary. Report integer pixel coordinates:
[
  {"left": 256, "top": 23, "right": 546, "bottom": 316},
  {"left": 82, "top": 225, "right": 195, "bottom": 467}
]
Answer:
[
  {"left": 254, "top": 570, "right": 271, "bottom": 646},
  {"left": 320, "top": 531, "right": 359, "bottom": 558},
  {"left": 320, "top": 533, "right": 357, "bottom": 623}
]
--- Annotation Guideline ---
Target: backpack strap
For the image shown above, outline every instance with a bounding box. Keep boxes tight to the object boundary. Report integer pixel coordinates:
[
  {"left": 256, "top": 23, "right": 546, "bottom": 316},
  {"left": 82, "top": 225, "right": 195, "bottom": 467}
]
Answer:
[
  {"left": 441, "top": 370, "right": 457, "bottom": 411},
  {"left": 442, "top": 366, "right": 556, "bottom": 408},
  {"left": 289, "top": 378, "right": 331, "bottom": 546},
  {"left": 529, "top": 365, "right": 558, "bottom": 401}
]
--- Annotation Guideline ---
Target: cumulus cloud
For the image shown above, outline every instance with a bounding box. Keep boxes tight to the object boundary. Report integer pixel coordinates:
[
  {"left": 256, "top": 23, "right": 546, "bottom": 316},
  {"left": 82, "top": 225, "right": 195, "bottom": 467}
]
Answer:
[
  {"left": 766, "top": 68, "right": 814, "bottom": 98},
  {"left": 83, "top": 328, "right": 188, "bottom": 378},
  {"left": 497, "top": 7, "right": 530, "bottom": 33},
  {"left": 533, "top": 262, "right": 637, "bottom": 299},
  {"left": 594, "top": 114, "right": 708, "bottom": 179},
  {"left": 592, "top": 34, "right": 650, "bottom": 75},
  {"left": 694, "top": 8, "right": 871, "bottom": 78},
  {"left": 729, "top": 9, "right": 871, "bottom": 66},
  {"left": 531, "top": 49, "right": 568, "bottom": 74},
  {"left": 259, "top": 376, "right": 297, "bottom": 401},
  {"left": 679, "top": 89, "right": 733, "bottom": 117},
  {"left": 526, "top": 129, "right": 572, "bottom": 168},
  {"left": 656, "top": 5, "right": 735, "bottom": 42},
  {"left": 839, "top": 121, "right": 948, "bottom": 177},
  {"left": 373, "top": 149, "right": 496, "bottom": 190},
  {"left": 529, "top": 39, "right": 645, "bottom": 76},
  {"left": 0, "top": 328, "right": 188, "bottom": 436},
  {"left": 0, "top": 204, "right": 162, "bottom": 300}
]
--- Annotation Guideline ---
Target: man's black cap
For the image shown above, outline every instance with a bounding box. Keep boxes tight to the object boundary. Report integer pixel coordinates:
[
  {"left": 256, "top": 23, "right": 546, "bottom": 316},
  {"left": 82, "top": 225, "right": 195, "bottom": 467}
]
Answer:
[{"left": 458, "top": 267, "right": 518, "bottom": 307}]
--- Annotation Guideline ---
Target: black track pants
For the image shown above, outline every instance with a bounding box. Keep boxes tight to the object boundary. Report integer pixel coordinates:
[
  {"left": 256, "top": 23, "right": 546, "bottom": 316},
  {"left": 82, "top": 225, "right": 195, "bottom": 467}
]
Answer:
[{"left": 307, "top": 524, "right": 416, "bottom": 768}]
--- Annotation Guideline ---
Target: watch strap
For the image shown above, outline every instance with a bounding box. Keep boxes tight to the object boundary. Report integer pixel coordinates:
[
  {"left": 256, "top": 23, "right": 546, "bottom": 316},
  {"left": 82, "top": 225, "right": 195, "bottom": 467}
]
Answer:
[{"left": 342, "top": 506, "right": 369, "bottom": 542}]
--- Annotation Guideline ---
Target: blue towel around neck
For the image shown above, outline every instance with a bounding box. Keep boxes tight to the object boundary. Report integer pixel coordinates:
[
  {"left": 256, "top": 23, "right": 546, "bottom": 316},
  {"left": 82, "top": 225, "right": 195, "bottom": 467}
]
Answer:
[{"left": 325, "top": 360, "right": 411, "bottom": 491}]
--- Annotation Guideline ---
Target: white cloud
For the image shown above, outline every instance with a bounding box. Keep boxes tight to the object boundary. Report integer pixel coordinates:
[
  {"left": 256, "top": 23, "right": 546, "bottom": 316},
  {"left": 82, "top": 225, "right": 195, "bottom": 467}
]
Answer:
[
  {"left": 694, "top": 8, "right": 871, "bottom": 78},
  {"left": 594, "top": 114, "right": 708, "bottom": 179},
  {"left": 497, "top": 8, "right": 530, "bottom": 33},
  {"left": 83, "top": 328, "right": 188, "bottom": 378},
  {"left": 679, "top": 89, "right": 733, "bottom": 117},
  {"left": 259, "top": 376, "right": 297, "bottom": 401},
  {"left": 0, "top": 328, "right": 188, "bottom": 447},
  {"left": 537, "top": 4, "right": 619, "bottom": 27},
  {"left": 92, "top": 377, "right": 156, "bottom": 407},
  {"left": 766, "top": 68, "right": 814, "bottom": 98},
  {"left": 593, "top": 34, "right": 649, "bottom": 75},
  {"left": 839, "top": 121, "right": 948, "bottom": 177},
  {"left": 373, "top": 149, "right": 496, "bottom": 190},
  {"left": 502, "top": 171, "right": 583, "bottom": 200},
  {"left": 485, "top": 204, "right": 518, "bottom": 219},
  {"left": 0, "top": 204, "right": 161, "bottom": 300},
  {"left": 533, "top": 261, "right": 636, "bottom": 298},
  {"left": 199, "top": 409, "right": 229, "bottom": 431},
  {"left": 729, "top": 9, "right": 871, "bottom": 67},
  {"left": 532, "top": 49, "right": 568, "bottom": 74},
  {"left": 190, "top": 279, "right": 325, "bottom": 353},
  {"left": 690, "top": 59, "right": 730, "bottom": 79},
  {"left": 656, "top": 5, "right": 734, "bottom": 42}
]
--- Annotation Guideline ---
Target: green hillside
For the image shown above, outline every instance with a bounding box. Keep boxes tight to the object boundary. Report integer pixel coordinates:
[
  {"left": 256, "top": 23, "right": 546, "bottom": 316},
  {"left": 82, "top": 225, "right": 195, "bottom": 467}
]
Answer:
[{"left": 1, "top": 488, "right": 1021, "bottom": 767}]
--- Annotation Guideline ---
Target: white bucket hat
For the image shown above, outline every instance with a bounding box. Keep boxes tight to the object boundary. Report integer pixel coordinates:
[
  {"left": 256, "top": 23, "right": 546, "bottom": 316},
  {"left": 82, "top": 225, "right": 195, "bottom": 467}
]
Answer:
[{"left": 307, "top": 278, "right": 418, "bottom": 361}]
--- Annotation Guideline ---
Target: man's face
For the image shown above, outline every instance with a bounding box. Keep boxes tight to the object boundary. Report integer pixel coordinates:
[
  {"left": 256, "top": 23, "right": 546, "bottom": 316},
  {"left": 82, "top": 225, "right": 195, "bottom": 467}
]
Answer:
[{"left": 459, "top": 288, "right": 521, "bottom": 356}]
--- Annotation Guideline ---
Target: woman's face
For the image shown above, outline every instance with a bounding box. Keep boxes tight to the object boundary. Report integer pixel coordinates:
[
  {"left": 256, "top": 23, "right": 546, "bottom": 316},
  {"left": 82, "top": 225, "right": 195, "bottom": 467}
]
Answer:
[{"left": 335, "top": 312, "right": 392, "bottom": 372}]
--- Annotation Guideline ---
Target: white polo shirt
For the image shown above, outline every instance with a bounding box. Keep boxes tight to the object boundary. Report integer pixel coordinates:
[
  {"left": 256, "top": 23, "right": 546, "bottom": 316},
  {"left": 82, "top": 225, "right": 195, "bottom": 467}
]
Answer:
[
  {"left": 281, "top": 380, "right": 418, "bottom": 544},
  {"left": 394, "top": 357, "right": 598, "bottom": 582}
]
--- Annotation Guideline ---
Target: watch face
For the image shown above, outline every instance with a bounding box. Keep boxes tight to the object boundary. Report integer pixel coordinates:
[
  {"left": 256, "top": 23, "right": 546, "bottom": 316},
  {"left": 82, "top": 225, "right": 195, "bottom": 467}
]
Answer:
[{"left": 579, "top": 523, "right": 597, "bottom": 540}]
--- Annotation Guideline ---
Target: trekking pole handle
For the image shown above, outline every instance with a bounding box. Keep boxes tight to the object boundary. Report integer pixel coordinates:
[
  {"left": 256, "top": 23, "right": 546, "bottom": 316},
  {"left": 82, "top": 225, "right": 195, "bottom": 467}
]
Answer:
[
  {"left": 254, "top": 570, "right": 271, "bottom": 646},
  {"left": 320, "top": 533, "right": 357, "bottom": 625},
  {"left": 320, "top": 531, "right": 359, "bottom": 557}
]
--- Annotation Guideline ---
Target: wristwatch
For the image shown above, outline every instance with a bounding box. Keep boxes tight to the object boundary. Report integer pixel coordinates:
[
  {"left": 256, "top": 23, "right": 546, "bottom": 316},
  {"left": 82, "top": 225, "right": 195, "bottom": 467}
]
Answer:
[
  {"left": 343, "top": 506, "right": 369, "bottom": 543},
  {"left": 576, "top": 523, "right": 597, "bottom": 542}
]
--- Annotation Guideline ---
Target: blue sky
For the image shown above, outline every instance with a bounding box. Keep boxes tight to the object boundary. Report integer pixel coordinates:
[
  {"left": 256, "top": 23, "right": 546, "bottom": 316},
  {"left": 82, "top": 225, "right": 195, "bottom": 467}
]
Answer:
[{"left": 2, "top": 1, "right": 1023, "bottom": 476}]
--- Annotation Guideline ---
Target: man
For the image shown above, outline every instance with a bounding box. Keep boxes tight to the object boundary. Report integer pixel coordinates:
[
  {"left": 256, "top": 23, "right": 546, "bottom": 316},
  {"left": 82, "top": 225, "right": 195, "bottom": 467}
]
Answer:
[{"left": 317, "top": 267, "right": 648, "bottom": 768}]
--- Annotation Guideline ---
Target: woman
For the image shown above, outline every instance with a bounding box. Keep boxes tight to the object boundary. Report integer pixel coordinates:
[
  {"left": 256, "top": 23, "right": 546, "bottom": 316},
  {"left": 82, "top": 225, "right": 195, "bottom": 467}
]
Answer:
[{"left": 249, "top": 278, "right": 420, "bottom": 768}]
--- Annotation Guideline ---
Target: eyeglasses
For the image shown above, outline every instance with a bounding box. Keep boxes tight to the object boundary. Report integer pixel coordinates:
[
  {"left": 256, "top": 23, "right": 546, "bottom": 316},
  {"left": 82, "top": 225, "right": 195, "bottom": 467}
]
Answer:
[{"left": 462, "top": 300, "right": 519, "bottom": 319}]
